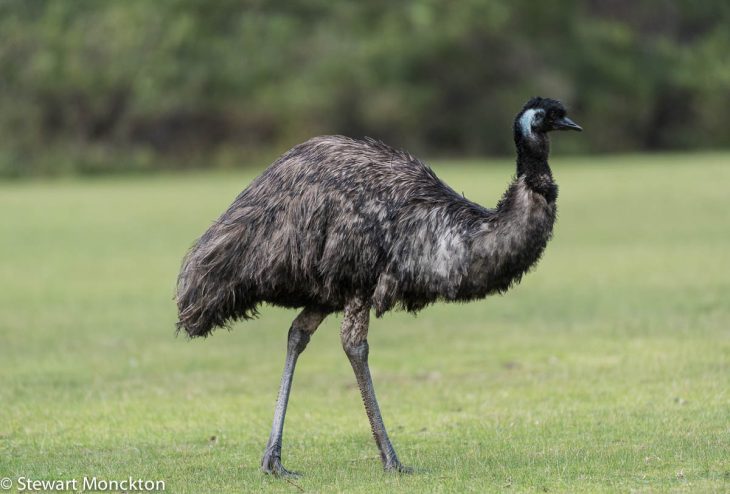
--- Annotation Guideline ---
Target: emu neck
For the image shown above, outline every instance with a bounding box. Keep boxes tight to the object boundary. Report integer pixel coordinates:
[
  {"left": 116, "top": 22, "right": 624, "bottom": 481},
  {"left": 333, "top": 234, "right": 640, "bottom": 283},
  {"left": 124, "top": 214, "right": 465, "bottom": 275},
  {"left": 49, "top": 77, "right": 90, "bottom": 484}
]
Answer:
[{"left": 515, "top": 136, "right": 557, "bottom": 203}]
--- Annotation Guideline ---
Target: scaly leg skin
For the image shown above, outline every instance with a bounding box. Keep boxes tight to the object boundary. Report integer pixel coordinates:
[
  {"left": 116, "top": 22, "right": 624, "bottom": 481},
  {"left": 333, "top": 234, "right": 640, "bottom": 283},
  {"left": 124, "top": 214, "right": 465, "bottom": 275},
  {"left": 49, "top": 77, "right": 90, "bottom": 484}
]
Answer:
[
  {"left": 341, "top": 299, "right": 413, "bottom": 474},
  {"left": 261, "top": 308, "right": 327, "bottom": 477}
]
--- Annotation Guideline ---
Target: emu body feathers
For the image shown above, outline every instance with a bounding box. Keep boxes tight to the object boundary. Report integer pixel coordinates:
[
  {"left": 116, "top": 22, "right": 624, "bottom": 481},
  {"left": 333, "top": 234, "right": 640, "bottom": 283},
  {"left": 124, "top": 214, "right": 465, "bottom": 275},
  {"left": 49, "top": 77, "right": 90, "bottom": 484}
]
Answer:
[{"left": 176, "top": 135, "right": 555, "bottom": 338}]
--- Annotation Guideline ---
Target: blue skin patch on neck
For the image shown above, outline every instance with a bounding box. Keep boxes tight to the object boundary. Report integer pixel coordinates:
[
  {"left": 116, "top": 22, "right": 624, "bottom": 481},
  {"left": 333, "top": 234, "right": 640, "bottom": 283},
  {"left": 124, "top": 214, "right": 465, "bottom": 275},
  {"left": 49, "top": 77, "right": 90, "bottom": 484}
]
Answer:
[{"left": 519, "top": 109, "right": 544, "bottom": 139}]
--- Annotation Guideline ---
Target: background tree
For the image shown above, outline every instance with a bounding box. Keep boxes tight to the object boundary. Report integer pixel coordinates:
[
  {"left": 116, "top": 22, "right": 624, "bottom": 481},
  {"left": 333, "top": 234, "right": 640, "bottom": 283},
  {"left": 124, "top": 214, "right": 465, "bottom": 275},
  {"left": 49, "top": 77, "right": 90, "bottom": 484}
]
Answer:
[{"left": 0, "top": 0, "right": 728, "bottom": 176}]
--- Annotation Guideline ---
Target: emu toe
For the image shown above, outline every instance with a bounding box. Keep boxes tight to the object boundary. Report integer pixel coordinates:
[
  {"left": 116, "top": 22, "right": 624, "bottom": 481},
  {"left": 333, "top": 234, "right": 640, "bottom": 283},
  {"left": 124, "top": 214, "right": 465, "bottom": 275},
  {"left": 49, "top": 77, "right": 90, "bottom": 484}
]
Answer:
[
  {"left": 261, "top": 453, "right": 301, "bottom": 478},
  {"left": 384, "top": 460, "right": 413, "bottom": 474}
]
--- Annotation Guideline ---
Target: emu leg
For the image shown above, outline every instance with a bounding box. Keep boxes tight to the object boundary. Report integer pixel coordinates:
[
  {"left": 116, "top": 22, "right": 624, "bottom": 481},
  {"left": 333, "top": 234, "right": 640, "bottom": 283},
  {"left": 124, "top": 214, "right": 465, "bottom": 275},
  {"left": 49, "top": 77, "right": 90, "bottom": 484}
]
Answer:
[
  {"left": 262, "top": 308, "right": 326, "bottom": 477},
  {"left": 341, "top": 299, "right": 411, "bottom": 473}
]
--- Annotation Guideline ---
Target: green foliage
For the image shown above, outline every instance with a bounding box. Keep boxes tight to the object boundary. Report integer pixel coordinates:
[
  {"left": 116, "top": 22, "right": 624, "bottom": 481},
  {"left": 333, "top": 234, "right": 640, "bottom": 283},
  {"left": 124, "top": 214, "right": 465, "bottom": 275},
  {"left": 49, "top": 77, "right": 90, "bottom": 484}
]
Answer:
[
  {"left": 0, "top": 1, "right": 728, "bottom": 176},
  {"left": 1, "top": 154, "right": 729, "bottom": 491}
]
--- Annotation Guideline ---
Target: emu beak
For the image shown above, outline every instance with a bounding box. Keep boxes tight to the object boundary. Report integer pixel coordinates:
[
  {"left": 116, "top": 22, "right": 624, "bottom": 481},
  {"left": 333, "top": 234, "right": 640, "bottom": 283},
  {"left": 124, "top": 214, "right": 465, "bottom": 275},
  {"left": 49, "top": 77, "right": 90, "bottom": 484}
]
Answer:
[{"left": 554, "top": 116, "right": 582, "bottom": 131}]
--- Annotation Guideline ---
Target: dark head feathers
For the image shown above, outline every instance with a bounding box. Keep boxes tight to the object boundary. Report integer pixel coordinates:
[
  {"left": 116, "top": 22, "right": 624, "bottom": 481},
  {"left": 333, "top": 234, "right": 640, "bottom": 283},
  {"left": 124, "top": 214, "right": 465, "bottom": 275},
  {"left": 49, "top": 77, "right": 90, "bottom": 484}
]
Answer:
[{"left": 522, "top": 97, "right": 567, "bottom": 117}]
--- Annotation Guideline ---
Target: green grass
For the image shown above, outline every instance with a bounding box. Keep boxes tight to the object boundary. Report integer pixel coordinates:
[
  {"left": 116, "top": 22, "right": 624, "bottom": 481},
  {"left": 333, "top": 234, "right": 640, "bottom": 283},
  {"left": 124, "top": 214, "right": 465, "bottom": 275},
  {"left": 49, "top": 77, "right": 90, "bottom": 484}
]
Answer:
[{"left": 1, "top": 153, "right": 729, "bottom": 493}]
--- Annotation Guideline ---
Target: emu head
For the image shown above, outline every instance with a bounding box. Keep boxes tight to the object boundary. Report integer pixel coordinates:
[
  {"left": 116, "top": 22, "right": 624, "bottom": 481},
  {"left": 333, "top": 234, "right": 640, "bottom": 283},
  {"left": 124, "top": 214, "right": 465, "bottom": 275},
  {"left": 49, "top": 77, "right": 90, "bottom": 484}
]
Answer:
[{"left": 514, "top": 97, "right": 582, "bottom": 150}]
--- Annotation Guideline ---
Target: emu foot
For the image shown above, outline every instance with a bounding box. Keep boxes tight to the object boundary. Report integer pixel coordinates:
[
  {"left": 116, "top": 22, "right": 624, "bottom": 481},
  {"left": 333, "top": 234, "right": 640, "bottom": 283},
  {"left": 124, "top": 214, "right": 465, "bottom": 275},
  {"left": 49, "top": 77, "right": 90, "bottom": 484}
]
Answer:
[
  {"left": 261, "top": 451, "right": 301, "bottom": 478},
  {"left": 384, "top": 460, "right": 413, "bottom": 474}
]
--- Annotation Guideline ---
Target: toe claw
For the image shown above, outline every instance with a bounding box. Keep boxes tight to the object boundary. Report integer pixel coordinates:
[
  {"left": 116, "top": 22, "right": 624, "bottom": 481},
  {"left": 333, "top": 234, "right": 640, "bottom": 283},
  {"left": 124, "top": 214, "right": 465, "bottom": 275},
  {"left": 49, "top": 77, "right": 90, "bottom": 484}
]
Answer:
[
  {"left": 385, "top": 461, "right": 413, "bottom": 474},
  {"left": 261, "top": 453, "right": 301, "bottom": 478}
]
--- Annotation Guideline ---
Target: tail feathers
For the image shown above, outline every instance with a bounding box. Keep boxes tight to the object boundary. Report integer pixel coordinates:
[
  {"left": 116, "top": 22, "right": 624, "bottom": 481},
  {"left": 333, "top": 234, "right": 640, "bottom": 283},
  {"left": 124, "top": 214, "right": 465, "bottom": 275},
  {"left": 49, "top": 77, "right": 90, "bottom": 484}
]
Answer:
[
  {"left": 175, "top": 244, "right": 258, "bottom": 338},
  {"left": 176, "top": 275, "right": 259, "bottom": 337}
]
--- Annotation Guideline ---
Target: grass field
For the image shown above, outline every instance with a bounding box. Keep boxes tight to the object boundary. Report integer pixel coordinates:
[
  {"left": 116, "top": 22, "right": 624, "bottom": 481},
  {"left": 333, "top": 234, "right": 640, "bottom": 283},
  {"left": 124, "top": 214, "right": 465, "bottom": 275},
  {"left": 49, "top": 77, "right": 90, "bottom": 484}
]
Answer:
[{"left": 1, "top": 153, "right": 729, "bottom": 493}]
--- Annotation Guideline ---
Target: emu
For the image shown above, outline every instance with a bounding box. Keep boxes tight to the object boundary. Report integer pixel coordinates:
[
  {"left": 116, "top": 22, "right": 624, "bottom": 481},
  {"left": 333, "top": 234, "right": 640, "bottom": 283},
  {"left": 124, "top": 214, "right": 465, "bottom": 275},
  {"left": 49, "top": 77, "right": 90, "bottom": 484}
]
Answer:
[{"left": 176, "top": 97, "right": 581, "bottom": 476}]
